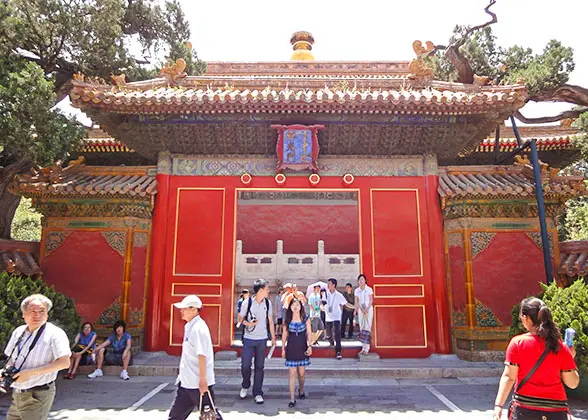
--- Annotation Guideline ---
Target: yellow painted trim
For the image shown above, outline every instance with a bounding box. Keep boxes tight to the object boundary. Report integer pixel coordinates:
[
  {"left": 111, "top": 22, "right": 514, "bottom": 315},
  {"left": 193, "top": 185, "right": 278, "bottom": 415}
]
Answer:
[
  {"left": 171, "top": 283, "right": 222, "bottom": 297},
  {"left": 373, "top": 304, "right": 427, "bottom": 348},
  {"left": 172, "top": 188, "right": 226, "bottom": 277},
  {"left": 369, "top": 188, "right": 423, "bottom": 277},
  {"left": 373, "top": 284, "right": 425, "bottom": 298}
]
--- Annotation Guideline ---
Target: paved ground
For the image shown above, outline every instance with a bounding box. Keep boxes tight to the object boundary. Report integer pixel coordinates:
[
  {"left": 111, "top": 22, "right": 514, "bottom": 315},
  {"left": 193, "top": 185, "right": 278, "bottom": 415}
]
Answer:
[{"left": 1, "top": 375, "right": 586, "bottom": 419}]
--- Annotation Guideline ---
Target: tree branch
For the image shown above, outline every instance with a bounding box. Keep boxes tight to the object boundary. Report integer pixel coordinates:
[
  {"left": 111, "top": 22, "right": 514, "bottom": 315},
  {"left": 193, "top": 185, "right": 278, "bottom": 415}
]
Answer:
[
  {"left": 514, "top": 108, "right": 588, "bottom": 124},
  {"left": 529, "top": 84, "right": 588, "bottom": 107},
  {"left": 432, "top": 0, "right": 498, "bottom": 84},
  {"left": 453, "top": 0, "right": 498, "bottom": 50}
]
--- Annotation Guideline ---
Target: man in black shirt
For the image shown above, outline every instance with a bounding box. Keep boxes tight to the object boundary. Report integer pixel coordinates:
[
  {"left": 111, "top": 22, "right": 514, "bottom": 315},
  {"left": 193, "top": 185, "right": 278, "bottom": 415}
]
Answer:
[{"left": 341, "top": 283, "right": 355, "bottom": 339}]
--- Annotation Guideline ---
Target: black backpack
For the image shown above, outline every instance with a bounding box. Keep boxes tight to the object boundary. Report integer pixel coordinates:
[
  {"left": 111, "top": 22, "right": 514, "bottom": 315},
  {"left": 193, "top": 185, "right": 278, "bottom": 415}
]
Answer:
[{"left": 245, "top": 297, "right": 271, "bottom": 335}]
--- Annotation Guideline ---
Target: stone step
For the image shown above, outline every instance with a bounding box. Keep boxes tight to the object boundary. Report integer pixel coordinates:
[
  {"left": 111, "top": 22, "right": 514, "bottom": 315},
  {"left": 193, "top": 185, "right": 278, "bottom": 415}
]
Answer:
[{"left": 77, "top": 352, "right": 504, "bottom": 379}]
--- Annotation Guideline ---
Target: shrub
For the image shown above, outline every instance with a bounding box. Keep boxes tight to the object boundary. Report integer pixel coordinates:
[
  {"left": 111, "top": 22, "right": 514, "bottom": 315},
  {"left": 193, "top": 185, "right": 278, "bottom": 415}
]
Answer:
[
  {"left": 542, "top": 279, "right": 588, "bottom": 375},
  {"left": 0, "top": 272, "right": 81, "bottom": 352},
  {"left": 509, "top": 279, "right": 588, "bottom": 375}
]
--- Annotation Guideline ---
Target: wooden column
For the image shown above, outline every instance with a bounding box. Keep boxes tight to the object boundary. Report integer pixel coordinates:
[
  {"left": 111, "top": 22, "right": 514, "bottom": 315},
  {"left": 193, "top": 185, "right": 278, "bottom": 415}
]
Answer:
[
  {"left": 462, "top": 229, "right": 476, "bottom": 328},
  {"left": 145, "top": 164, "right": 171, "bottom": 351},
  {"left": 120, "top": 226, "right": 134, "bottom": 323},
  {"left": 426, "top": 174, "right": 452, "bottom": 353}
]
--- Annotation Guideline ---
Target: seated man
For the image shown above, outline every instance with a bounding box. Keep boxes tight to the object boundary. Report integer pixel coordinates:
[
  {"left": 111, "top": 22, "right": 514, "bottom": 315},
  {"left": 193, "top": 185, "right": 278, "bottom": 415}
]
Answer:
[{"left": 88, "top": 320, "right": 133, "bottom": 380}]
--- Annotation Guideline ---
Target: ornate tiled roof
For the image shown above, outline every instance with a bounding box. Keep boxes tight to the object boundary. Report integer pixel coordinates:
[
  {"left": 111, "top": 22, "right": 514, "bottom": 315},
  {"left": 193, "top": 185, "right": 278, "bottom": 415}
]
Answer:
[
  {"left": 477, "top": 124, "right": 580, "bottom": 152},
  {"left": 70, "top": 79, "right": 526, "bottom": 116},
  {"left": 67, "top": 37, "right": 529, "bottom": 161},
  {"left": 81, "top": 128, "right": 132, "bottom": 153},
  {"left": 0, "top": 240, "right": 41, "bottom": 277},
  {"left": 438, "top": 165, "right": 586, "bottom": 199},
  {"left": 559, "top": 241, "right": 588, "bottom": 277},
  {"left": 11, "top": 161, "right": 157, "bottom": 199}
]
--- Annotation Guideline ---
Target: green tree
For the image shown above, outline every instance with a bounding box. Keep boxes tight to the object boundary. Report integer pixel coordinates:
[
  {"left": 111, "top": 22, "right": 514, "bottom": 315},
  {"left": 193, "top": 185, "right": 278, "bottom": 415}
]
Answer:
[
  {"left": 431, "top": 0, "right": 588, "bottom": 242},
  {"left": 11, "top": 198, "right": 42, "bottom": 242},
  {"left": 0, "top": 272, "right": 81, "bottom": 351},
  {"left": 0, "top": 0, "right": 205, "bottom": 239},
  {"left": 430, "top": 1, "right": 580, "bottom": 122}
]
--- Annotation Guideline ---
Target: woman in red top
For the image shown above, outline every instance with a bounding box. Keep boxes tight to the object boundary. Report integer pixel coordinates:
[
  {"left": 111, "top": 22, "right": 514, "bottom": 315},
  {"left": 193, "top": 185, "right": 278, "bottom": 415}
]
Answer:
[{"left": 493, "top": 297, "right": 580, "bottom": 419}]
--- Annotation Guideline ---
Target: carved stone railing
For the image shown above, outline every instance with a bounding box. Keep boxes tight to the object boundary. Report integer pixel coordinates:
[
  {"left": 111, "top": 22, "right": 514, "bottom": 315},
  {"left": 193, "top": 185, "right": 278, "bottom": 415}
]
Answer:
[{"left": 235, "top": 240, "right": 360, "bottom": 288}]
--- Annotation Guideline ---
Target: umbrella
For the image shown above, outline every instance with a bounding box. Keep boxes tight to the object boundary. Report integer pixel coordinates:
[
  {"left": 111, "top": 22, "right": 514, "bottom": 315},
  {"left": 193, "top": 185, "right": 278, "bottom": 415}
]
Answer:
[{"left": 306, "top": 281, "right": 328, "bottom": 298}]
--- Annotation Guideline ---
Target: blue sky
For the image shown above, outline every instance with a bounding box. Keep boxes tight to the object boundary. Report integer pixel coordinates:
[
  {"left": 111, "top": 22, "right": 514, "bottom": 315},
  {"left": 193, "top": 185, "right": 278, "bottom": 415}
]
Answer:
[{"left": 62, "top": 0, "right": 587, "bottom": 126}]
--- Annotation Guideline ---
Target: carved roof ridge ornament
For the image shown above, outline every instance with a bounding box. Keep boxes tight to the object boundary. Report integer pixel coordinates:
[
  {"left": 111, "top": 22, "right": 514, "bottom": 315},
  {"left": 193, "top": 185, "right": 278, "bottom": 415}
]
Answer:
[
  {"left": 408, "top": 40, "right": 435, "bottom": 85},
  {"left": 290, "top": 31, "right": 315, "bottom": 61},
  {"left": 13, "top": 157, "right": 86, "bottom": 186},
  {"left": 110, "top": 73, "right": 126, "bottom": 87},
  {"left": 159, "top": 58, "right": 188, "bottom": 86}
]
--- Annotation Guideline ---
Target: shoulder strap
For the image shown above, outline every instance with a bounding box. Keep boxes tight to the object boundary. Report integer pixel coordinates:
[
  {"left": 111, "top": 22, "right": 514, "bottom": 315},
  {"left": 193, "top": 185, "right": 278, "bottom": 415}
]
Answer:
[
  {"left": 245, "top": 297, "right": 253, "bottom": 320},
  {"left": 515, "top": 347, "right": 550, "bottom": 394},
  {"left": 264, "top": 298, "right": 270, "bottom": 334}
]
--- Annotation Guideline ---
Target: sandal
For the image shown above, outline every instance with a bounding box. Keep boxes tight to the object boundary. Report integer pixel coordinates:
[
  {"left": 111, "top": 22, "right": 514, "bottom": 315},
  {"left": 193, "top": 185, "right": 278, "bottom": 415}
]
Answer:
[
  {"left": 288, "top": 400, "right": 296, "bottom": 408},
  {"left": 298, "top": 392, "right": 306, "bottom": 400},
  {"left": 63, "top": 373, "right": 70, "bottom": 379},
  {"left": 70, "top": 373, "right": 76, "bottom": 380}
]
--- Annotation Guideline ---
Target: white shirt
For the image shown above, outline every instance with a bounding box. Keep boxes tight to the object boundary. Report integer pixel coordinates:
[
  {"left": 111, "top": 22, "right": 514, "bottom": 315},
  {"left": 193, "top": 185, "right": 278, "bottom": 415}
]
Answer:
[
  {"left": 355, "top": 285, "right": 374, "bottom": 309},
  {"left": 324, "top": 290, "right": 347, "bottom": 322},
  {"left": 4, "top": 322, "right": 71, "bottom": 390},
  {"left": 176, "top": 316, "right": 215, "bottom": 389}
]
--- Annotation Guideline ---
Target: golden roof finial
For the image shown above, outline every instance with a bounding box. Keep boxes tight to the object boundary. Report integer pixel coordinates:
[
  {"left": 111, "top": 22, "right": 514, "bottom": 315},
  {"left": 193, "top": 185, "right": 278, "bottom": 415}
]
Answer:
[
  {"left": 290, "top": 31, "right": 315, "bottom": 61},
  {"left": 408, "top": 40, "right": 435, "bottom": 82},
  {"left": 159, "top": 58, "right": 187, "bottom": 85}
]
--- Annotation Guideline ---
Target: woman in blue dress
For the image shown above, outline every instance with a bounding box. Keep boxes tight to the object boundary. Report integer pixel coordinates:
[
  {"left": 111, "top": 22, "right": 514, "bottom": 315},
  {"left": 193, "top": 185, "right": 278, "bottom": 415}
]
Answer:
[
  {"left": 281, "top": 297, "right": 312, "bottom": 408},
  {"left": 65, "top": 322, "right": 97, "bottom": 379}
]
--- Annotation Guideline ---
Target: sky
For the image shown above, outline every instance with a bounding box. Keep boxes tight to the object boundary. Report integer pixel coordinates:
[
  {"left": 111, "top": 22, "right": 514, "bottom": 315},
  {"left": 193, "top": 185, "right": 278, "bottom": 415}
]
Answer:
[{"left": 64, "top": 0, "right": 588, "bottom": 126}]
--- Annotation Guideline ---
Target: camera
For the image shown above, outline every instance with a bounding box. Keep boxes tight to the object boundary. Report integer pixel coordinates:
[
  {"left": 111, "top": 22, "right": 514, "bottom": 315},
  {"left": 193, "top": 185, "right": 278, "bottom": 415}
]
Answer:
[{"left": 0, "top": 365, "right": 20, "bottom": 393}]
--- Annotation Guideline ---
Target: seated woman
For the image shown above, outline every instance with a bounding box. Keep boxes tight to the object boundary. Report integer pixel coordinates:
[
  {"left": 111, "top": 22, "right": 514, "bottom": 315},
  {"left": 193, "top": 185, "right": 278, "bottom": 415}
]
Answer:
[
  {"left": 88, "top": 320, "right": 133, "bottom": 380},
  {"left": 281, "top": 297, "right": 312, "bottom": 408},
  {"left": 64, "top": 322, "right": 97, "bottom": 379}
]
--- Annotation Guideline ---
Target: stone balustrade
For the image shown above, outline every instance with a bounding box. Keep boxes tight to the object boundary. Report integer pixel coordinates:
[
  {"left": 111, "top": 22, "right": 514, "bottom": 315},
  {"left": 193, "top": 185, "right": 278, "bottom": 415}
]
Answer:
[{"left": 235, "top": 240, "right": 360, "bottom": 288}]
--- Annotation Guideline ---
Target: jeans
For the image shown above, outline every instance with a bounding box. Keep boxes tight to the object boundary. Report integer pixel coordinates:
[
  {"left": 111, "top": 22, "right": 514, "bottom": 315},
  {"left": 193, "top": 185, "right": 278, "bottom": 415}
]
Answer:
[
  {"left": 168, "top": 384, "right": 221, "bottom": 420},
  {"left": 341, "top": 310, "right": 354, "bottom": 338},
  {"left": 326, "top": 321, "right": 342, "bottom": 353},
  {"left": 241, "top": 338, "right": 267, "bottom": 396}
]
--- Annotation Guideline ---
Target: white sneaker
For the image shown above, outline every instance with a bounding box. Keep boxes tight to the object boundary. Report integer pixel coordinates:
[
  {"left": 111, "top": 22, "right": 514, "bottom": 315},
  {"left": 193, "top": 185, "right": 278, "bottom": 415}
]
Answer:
[
  {"left": 255, "top": 395, "right": 264, "bottom": 404},
  {"left": 120, "top": 369, "right": 130, "bottom": 380},
  {"left": 88, "top": 369, "right": 103, "bottom": 379},
  {"left": 239, "top": 388, "right": 248, "bottom": 399}
]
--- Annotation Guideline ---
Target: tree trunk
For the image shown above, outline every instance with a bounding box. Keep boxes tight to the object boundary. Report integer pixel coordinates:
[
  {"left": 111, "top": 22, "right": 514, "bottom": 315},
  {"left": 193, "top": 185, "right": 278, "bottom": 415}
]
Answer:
[{"left": 0, "top": 158, "right": 33, "bottom": 239}]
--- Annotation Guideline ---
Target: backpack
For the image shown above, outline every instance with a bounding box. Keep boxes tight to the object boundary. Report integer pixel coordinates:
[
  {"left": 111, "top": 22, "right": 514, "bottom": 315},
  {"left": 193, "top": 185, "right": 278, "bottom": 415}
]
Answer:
[{"left": 245, "top": 297, "right": 270, "bottom": 336}]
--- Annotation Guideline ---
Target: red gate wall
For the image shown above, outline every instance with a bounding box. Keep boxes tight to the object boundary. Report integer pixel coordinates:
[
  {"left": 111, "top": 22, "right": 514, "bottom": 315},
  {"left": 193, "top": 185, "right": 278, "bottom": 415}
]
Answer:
[{"left": 145, "top": 175, "right": 450, "bottom": 357}]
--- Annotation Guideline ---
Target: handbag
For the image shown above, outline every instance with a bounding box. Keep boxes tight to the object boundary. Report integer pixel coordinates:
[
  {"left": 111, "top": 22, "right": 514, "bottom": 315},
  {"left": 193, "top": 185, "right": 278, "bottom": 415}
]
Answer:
[
  {"left": 199, "top": 390, "right": 222, "bottom": 420},
  {"left": 508, "top": 347, "right": 550, "bottom": 412}
]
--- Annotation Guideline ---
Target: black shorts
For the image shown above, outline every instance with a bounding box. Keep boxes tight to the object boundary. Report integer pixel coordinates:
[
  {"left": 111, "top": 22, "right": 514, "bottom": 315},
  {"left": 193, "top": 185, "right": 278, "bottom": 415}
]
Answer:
[{"left": 277, "top": 318, "right": 283, "bottom": 325}]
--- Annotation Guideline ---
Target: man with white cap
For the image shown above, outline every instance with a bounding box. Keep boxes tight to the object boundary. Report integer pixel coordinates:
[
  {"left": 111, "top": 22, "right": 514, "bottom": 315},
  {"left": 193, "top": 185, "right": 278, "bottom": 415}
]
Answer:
[{"left": 168, "top": 295, "right": 221, "bottom": 420}]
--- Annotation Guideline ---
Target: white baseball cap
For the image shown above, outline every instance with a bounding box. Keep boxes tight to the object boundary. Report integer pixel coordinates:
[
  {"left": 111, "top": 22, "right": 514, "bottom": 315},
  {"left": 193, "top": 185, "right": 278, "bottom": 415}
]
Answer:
[{"left": 173, "top": 295, "right": 203, "bottom": 309}]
